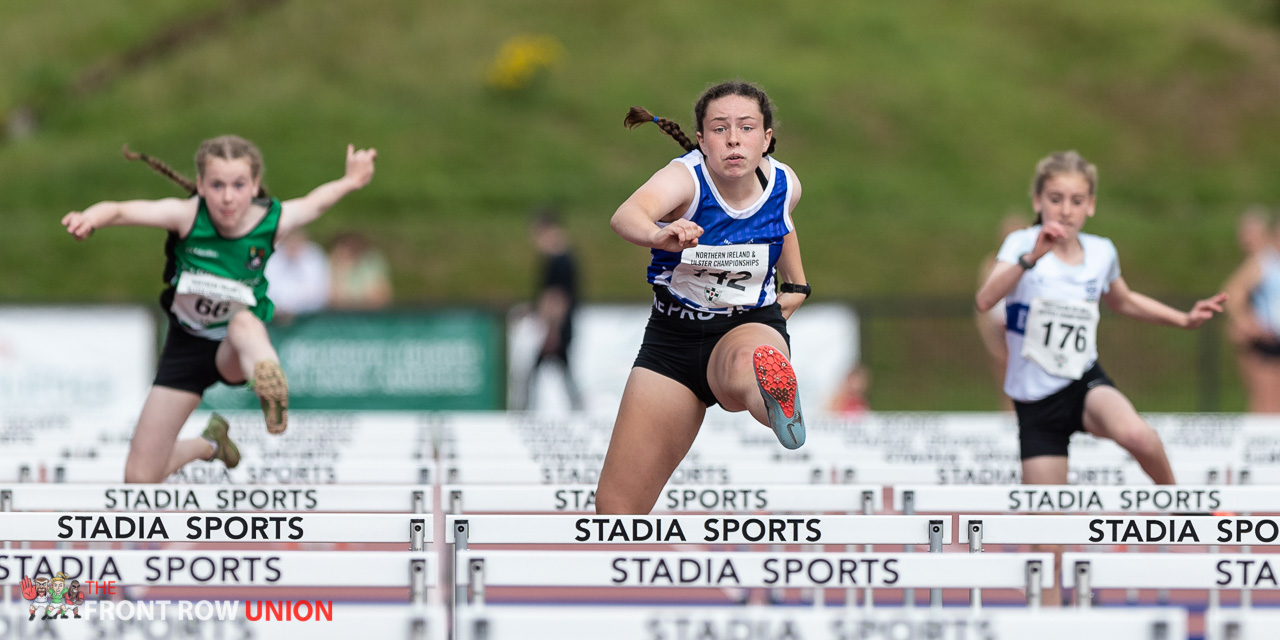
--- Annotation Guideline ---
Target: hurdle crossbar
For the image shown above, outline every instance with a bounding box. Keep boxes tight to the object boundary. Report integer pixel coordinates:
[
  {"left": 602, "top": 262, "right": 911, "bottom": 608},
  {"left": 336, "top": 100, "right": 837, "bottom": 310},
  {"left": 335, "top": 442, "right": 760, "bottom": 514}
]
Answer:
[{"left": 0, "top": 513, "right": 432, "bottom": 544}]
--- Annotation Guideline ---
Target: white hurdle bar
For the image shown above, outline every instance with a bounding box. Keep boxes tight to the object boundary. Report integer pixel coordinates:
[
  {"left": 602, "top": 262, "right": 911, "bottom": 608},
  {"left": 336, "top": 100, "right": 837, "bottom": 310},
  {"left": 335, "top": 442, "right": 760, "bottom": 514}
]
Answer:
[
  {"left": 0, "top": 484, "right": 432, "bottom": 513},
  {"left": 1062, "top": 552, "right": 1280, "bottom": 610},
  {"left": 443, "top": 461, "right": 829, "bottom": 484},
  {"left": 0, "top": 513, "right": 432, "bottom": 546},
  {"left": 0, "top": 550, "right": 435, "bottom": 600},
  {"left": 53, "top": 459, "right": 437, "bottom": 484},
  {"left": 897, "top": 485, "right": 1255, "bottom": 513},
  {"left": 960, "top": 515, "right": 1280, "bottom": 547},
  {"left": 456, "top": 551, "right": 1051, "bottom": 608},
  {"left": 458, "top": 606, "right": 1186, "bottom": 640},
  {"left": 842, "top": 460, "right": 1228, "bottom": 486},
  {"left": 442, "top": 484, "right": 881, "bottom": 513},
  {"left": 447, "top": 515, "right": 949, "bottom": 610},
  {"left": 447, "top": 515, "right": 948, "bottom": 546}
]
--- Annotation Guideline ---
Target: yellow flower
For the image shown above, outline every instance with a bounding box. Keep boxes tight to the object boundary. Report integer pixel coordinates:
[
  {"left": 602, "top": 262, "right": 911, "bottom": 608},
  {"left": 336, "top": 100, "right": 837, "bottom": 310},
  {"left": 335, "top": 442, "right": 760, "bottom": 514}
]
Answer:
[{"left": 486, "top": 35, "right": 564, "bottom": 91}]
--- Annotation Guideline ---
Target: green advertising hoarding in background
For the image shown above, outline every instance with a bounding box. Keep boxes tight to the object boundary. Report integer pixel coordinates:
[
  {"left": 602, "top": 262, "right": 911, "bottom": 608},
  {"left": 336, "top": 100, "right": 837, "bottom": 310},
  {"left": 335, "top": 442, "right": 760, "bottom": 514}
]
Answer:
[{"left": 202, "top": 310, "right": 503, "bottom": 411}]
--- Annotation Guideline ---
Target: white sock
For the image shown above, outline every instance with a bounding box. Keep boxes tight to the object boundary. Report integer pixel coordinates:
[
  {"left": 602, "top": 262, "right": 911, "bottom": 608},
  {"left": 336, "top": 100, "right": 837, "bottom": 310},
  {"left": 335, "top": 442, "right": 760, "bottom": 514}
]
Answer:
[{"left": 203, "top": 437, "right": 219, "bottom": 457}]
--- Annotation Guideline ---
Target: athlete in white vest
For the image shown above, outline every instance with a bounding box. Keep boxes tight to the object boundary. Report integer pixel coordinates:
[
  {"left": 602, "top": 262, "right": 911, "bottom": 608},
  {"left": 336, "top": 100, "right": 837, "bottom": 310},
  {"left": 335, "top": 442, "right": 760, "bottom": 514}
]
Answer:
[
  {"left": 597, "top": 82, "right": 811, "bottom": 515},
  {"left": 976, "top": 150, "right": 1226, "bottom": 604}
]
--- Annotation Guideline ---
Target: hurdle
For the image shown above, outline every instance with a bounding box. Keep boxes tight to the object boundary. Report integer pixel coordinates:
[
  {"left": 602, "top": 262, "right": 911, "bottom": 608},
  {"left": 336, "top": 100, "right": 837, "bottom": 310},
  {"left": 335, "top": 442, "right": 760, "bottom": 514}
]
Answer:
[
  {"left": 897, "top": 485, "right": 1266, "bottom": 514},
  {"left": 446, "top": 514, "right": 948, "bottom": 609},
  {"left": 442, "top": 460, "right": 830, "bottom": 484},
  {"left": 1062, "top": 552, "right": 1280, "bottom": 611},
  {"left": 442, "top": 484, "right": 880, "bottom": 514},
  {"left": 842, "top": 459, "right": 1228, "bottom": 487},
  {"left": 0, "top": 549, "right": 434, "bottom": 594},
  {"left": 456, "top": 605, "right": 1186, "bottom": 640},
  {"left": 961, "top": 514, "right": 1280, "bottom": 608},
  {"left": 52, "top": 459, "right": 437, "bottom": 485},
  {"left": 455, "top": 550, "right": 1050, "bottom": 608},
  {"left": 0, "top": 513, "right": 432, "bottom": 547},
  {"left": 0, "top": 484, "right": 433, "bottom": 513}
]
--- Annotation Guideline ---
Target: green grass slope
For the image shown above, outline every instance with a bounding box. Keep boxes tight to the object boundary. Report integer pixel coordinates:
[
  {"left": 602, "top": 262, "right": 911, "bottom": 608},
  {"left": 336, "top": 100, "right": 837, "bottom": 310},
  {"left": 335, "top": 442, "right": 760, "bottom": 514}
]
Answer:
[{"left": 4, "top": 0, "right": 1280, "bottom": 307}]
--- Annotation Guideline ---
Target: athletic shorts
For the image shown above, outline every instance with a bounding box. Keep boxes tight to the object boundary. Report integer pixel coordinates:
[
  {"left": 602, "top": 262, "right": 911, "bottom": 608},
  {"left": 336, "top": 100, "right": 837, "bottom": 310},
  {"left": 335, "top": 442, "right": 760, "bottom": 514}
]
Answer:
[
  {"left": 152, "top": 315, "right": 245, "bottom": 395},
  {"left": 633, "top": 286, "right": 790, "bottom": 407},
  {"left": 1012, "top": 363, "right": 1115, "bottom": 459}
]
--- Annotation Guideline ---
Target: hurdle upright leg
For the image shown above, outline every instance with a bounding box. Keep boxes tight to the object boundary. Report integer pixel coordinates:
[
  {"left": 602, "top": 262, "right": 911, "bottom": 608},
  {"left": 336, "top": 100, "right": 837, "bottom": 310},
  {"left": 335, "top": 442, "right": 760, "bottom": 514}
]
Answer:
[{"left": 928, "top": 519, "right": 944, "bottom": 609}]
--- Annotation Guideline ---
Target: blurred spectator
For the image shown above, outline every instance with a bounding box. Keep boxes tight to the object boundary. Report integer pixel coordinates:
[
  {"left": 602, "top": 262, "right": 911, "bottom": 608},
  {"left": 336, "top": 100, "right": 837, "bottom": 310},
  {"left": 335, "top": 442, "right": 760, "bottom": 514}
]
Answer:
[
  {"left": 1224, "top": 206, "right": 1280, "bottom": 412},
  {"left": 329, "top": 231, "right": 392, "bottom": 310},
  {"left": 265, "top": 229, "right": 330, "bottom": 318},
  {"left": 518, "top": 208, "right": 583, "bottom": 411},
  {"left": 828, "top": 365, "right": 870, "bottom": 417},
  {"left": 975, "top": 212, "right": 1028, "bottom": 411}
]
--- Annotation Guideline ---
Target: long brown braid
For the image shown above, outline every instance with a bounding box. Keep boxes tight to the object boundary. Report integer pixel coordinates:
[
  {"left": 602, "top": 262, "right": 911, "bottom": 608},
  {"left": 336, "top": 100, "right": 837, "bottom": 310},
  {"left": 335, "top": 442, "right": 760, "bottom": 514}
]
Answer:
[
  {"left": 624, "top": 106, "right": 698, "bottom": 153},
  {"left": 122, "top": 144, "right": 197, "bottom": 196}
]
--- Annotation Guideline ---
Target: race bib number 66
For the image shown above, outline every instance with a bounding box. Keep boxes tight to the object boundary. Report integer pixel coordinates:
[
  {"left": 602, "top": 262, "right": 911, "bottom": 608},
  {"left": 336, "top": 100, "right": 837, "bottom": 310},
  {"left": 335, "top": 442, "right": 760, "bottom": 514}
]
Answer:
[
  {"left": 1020, "top": 298, "right": 1099, "bottom": 380},
  {"left": 171, "top": 271, "right": 257, "bottom": 332}
]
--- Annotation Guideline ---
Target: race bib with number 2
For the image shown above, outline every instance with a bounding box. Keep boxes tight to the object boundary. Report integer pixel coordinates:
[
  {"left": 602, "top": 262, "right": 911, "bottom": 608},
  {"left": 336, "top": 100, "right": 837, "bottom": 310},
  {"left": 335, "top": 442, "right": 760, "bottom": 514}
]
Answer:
[{"left": 669, "top": 244, "right": 769, "bottom": 308}]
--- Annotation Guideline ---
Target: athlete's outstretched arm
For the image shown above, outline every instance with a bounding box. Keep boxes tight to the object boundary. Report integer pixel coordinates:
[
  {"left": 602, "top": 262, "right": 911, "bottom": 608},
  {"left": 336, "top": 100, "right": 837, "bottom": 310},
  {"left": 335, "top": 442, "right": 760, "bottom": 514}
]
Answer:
[
  {"left": 277, "top": 144, "right": 377, "bottom": 238},
  {"left": 610, "top": 163, "right": 701, "bottom": 252},
  {"left": 61, "top": 198, "right": 194, "bottom": 240},
  {"left": 1103, "top": 276, "right": 1227, "bottom": 329}
]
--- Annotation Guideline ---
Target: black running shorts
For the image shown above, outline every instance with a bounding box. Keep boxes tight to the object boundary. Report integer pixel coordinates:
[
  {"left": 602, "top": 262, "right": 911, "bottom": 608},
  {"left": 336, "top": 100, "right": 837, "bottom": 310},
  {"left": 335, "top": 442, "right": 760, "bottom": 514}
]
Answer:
[
  {"left": 633, "top": 286, "right": 790, "bottom": 407},
  {"left": 1013, "top": 363, "right": 1116, "bottom": 459},
  {"left": 152, "top": 315, "right": 245, "bottom": 395}
]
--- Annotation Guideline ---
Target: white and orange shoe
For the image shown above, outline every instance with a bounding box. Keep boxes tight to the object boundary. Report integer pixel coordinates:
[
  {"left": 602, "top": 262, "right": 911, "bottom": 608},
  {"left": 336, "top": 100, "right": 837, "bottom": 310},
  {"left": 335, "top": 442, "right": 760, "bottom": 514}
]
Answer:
[{"left": 753, "top": 345, "right": 805, "bottom": 449}]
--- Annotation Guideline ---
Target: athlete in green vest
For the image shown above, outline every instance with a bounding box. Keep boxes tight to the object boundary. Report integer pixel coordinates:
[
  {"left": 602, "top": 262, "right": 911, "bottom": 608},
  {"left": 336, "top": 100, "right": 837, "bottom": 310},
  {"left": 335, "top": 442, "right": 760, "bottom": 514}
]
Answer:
[{"left": 61, "top": 136, "right": 377, "bottom": 483}]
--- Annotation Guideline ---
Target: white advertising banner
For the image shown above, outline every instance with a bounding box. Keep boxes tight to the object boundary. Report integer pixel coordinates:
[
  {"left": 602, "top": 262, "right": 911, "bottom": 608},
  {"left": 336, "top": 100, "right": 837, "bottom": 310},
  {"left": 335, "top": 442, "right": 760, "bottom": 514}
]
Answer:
[{"left": 0, "top": 306, "right": 153, "bottom": 418}]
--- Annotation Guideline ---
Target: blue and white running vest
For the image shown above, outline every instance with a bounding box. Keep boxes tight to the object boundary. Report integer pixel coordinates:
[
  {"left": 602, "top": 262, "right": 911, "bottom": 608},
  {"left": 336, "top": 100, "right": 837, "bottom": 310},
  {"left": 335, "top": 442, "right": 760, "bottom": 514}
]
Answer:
[{"left": 646, "top": 150, "right": 796, "bottom": 313}]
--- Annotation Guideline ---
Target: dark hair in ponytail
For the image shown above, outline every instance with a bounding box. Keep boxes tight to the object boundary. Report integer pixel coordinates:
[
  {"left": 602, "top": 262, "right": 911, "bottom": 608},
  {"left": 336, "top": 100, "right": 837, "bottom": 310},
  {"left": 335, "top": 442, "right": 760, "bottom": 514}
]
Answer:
[{"left": 624, "top": 81, "right": 779, "bottom": 156}]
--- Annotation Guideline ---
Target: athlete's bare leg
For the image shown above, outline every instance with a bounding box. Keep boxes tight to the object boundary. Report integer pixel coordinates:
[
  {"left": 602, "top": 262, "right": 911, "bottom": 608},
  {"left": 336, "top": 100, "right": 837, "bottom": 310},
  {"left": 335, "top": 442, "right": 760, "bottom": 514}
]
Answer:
[
  {"left": 124, "top": 386, "right": 209, "bottom": 483},
  {"left": 596, "top": 368, "right": 706, "bottom": 514},
  {"left": 1083, "top": 386, "right": 1174, "bottom": 484},
  {"left": 1022, "top": 455, "right": 1069, "bottom": 607}
]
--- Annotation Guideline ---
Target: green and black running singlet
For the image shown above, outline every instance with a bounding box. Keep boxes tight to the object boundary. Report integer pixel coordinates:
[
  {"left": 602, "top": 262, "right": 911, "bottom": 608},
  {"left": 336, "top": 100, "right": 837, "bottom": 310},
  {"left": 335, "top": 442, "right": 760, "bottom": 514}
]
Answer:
[{"left": 161, "top": 197, "right": 280, "bottom": 340}]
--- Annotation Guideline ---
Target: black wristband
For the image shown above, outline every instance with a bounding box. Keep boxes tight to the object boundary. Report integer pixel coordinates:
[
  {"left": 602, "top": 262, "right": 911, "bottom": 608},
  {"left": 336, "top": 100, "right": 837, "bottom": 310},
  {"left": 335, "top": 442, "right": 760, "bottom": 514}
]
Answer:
[
  {"left": 1017, "top": 254, "right": 1036, "bottom": 270},
  {"left": 780, "top": 282, "right": 811, "bottom": 298}
]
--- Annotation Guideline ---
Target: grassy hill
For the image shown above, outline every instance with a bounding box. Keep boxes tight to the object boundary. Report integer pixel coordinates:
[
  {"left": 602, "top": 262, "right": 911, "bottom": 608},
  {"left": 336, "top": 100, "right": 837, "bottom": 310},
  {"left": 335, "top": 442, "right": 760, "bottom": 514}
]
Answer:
[{"left": 5, "top": 0, "right": 1280, "bottom": 306}]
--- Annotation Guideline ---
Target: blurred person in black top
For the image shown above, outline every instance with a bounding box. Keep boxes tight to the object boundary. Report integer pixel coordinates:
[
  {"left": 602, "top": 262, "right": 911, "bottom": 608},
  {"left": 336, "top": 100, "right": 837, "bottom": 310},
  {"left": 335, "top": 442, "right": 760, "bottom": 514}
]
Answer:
[{"left": 526, "top": 208, "right": 584, "bottom": 411}]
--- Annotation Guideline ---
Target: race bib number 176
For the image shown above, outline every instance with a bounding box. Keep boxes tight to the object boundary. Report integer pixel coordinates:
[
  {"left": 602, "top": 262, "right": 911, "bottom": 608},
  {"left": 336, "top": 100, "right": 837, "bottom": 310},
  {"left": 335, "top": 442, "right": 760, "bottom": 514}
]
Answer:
[{"left": 1020, "top": 298, "right": 1099, "bottom": 380}]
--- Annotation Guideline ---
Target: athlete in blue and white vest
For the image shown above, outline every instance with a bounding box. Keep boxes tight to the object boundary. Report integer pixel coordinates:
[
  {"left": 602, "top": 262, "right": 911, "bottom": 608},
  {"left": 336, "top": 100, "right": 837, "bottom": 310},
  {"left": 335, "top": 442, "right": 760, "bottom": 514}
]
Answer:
[
  {"left": 646, "top": 148, "right": 794, "bottom": 313},
  {"left": 977, "top": 151, "right": 1226, "bottom": 489},
  {"left": 598, "top": 82, "right": 811, "bottom": 515}
]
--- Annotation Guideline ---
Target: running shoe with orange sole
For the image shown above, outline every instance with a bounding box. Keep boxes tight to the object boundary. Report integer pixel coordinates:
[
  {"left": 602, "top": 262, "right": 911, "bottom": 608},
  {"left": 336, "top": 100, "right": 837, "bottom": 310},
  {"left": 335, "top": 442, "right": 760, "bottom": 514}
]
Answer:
[
  {"left": 249, "top": 360, "right": 289, "bottom": 435},
  {"left": 753, "top": 345, "right": 805, "bottom": 449}
]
